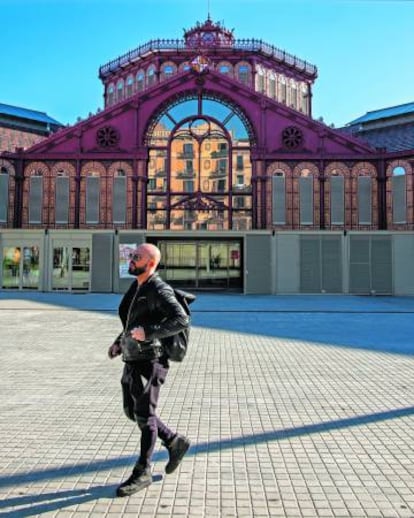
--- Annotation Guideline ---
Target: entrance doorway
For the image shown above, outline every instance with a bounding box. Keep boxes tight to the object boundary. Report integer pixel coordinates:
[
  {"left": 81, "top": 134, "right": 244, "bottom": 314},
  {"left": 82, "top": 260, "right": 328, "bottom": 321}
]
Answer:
[
  {"left": 51, "top": 245, "right": 90, "bottom": 291},
  {"left": 1, "top": 245, "right": 40, "bottom": 290},
  {"left": 153, "top": 239, "right": 242, "bottom": 291}
]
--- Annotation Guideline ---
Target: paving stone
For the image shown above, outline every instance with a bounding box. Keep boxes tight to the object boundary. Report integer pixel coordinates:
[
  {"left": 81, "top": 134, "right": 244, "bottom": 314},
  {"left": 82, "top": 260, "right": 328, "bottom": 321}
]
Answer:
[{"left": 0, "top": 293, "right": 413, "bottom": 517}]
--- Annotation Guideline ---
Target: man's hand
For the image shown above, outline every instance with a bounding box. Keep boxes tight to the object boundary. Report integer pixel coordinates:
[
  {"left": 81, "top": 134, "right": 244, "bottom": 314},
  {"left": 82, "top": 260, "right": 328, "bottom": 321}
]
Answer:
[
  {"left": 131, "top": 327, "right": 146, "bottom": 341},
  {"left": 108, "top": 342, "right": 122, "bottom": 359}
]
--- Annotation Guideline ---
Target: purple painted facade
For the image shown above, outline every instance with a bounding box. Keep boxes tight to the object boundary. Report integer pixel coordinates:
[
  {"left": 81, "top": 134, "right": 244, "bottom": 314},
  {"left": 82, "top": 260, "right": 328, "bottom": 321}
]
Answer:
[{"left": 1, "top": 18, "right": 413, "bottom": 232}]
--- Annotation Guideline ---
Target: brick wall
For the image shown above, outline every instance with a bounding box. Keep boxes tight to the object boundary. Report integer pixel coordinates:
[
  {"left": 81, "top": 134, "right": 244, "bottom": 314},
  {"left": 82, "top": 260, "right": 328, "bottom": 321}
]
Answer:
[{"left": 0, "top": 127, "right": 45, "bottom": 152}]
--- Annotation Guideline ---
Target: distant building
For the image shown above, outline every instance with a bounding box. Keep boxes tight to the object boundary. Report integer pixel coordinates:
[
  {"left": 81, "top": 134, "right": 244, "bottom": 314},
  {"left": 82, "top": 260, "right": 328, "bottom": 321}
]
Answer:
[
  {"left": 341, "top": 102, "right": 414, "bottom": 152},
  {"left": 0, "top": 103, "right": 63, "bottom": 152},
  {"left": 0, "top": 18, "right": 413, "bottom": 295}
]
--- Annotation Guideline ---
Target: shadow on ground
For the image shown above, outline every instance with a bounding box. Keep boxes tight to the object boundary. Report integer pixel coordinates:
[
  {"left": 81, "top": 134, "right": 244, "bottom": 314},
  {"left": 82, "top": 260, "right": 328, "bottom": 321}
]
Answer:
[
  {"left": 0, "top": 292, "right": 413, "bottom": 356},
  {"left": 0, "top": 405, "right": 413, "bottom": 515}
]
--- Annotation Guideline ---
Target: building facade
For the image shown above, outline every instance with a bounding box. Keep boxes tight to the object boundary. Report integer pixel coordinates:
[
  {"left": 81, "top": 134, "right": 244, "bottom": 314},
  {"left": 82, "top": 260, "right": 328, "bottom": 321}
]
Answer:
[{"left": 1, "top": 18, "right": 413, "bottom": 294}]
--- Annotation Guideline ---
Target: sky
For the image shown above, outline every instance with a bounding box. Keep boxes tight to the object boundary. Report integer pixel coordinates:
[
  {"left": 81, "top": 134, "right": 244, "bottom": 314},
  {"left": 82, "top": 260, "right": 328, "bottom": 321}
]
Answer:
[{"left": 1, "top": 0, "right": 413, "bottom": 128}]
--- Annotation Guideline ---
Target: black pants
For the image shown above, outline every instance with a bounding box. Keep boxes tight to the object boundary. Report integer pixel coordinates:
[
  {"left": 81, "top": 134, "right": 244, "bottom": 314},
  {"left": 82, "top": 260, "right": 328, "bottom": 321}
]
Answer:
[{"left": 121, "top": 360, "right": 175, "bottom": 468}]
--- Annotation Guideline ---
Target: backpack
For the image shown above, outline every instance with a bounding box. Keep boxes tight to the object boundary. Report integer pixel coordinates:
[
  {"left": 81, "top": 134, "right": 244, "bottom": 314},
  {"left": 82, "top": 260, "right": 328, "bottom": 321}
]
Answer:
[{"left": 161, "top": 288, "right": 196, "bottom": 362}]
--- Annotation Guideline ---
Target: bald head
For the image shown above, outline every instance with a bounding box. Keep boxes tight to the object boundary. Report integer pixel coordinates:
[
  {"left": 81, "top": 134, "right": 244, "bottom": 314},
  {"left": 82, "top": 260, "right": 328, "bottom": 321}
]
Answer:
[{"left": 136, "top": 243, "right": 161, "bottom": 268}]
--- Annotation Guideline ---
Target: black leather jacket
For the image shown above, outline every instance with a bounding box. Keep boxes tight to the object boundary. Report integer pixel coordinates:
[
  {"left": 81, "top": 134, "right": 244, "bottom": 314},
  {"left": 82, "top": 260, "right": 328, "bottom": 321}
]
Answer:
[{"left": 117, "top": 273, "right": 189, "bottom": 362}]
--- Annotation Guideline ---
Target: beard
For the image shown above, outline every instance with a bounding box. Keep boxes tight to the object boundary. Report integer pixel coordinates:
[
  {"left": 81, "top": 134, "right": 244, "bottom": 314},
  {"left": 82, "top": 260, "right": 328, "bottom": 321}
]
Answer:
[{"left": 128, "top": 262, "right": 147, "bottom": 276}]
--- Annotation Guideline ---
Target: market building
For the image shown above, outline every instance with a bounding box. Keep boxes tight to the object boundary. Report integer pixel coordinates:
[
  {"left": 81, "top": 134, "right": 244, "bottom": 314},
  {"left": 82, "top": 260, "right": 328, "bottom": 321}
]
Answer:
[{"left": 1, "top": 18, "right": 413, "bottom": 294}]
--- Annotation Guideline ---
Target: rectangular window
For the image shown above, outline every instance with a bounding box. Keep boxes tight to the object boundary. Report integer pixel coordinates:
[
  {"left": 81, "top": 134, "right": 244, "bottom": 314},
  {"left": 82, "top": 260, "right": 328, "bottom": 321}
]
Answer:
[
  {"left": 272, "top": 176, "right": 286, "bottom": 225},
  {"left": 218, "top": 159, "right": 227, "bottom": 174},
  {"left": 113, "top": 176, "right": 126, "bottom": 223},
  {"left": 183, "top": 143, "right": 193, "bottom": 157},
  {"left": 269, "top": 78, "right": 276, "bottom": 99},
  {"left": 55, "top": 176, "right": 69, "bottom": 224},
  {"left": 218, "top": 179, "right": 226, "bottom": 192},
  {"left": 183, "top": 180, "right": 194, "bottom": 193},
  {"left": 330, "top": 176, "right": 344, "bottom": 225},
  {"left": 0, "top": 173, "right": 8, "bottom": 222},
  {"left": 358, "top": 176, "right": 372, "bottom": 225},
  {"left": 299, "top": 177, "right": 313, "bottom": 225},
  {"left": 86, "top": 176, "right": 100, "bottom": 224},
  {"left": 236, "top": 156, "right": 244, "bottom": 171},
  {"left": 185, "top": 160, "right": 193, "bottom": 173},
  {"left": 29, "top": 176, "right": 43, "bottom": 224},
  {"left": 392, "top": 175, "right": 406, "bottom": 223}
]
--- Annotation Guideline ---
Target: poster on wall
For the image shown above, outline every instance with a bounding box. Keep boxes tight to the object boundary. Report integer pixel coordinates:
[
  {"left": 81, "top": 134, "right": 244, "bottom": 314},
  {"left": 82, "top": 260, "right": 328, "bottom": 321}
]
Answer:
[{"left": 119, "top": 244, "right": 137, "bottom": 279}]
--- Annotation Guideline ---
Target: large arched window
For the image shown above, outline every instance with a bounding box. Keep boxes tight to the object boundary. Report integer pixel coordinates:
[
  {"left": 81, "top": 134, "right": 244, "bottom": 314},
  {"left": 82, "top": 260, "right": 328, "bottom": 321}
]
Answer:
[{"left": 146, "top": 94, "right": 253, "bottom": 230}]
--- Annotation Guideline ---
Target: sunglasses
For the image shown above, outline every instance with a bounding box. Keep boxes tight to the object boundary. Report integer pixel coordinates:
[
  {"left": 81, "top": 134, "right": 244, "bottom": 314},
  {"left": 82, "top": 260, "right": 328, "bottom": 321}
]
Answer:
[{"left": 129, "top": 253, "right": 145, "bottom": 262}]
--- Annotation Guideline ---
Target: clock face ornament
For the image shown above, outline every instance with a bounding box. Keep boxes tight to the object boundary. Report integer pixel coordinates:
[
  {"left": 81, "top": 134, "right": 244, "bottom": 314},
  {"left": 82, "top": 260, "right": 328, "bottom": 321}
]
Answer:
[{"left": 201, "top": 32, "right": 215, "bottom": 45}]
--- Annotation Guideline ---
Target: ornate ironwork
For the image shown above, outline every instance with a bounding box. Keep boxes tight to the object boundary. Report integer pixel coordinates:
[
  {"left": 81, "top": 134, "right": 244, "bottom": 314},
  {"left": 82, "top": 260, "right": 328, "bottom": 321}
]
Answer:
[
  {"left": 281, "top": 126, "right": 304, "bottom": 150},
  {"left": 171, "top": 193, "right": 227, "bottom": 210},
  {"left": 99, "top": 38, "right": 317, "bottom": 79},
  {"left": 96, "top": 126, "right": 120, "bottom": 148}
]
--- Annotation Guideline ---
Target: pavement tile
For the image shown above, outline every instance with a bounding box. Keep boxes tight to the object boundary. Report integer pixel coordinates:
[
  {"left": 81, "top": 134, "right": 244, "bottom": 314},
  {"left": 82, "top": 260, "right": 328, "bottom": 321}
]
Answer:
[{"left": 0, "top": 293, "right": 413, "bottom": 517}]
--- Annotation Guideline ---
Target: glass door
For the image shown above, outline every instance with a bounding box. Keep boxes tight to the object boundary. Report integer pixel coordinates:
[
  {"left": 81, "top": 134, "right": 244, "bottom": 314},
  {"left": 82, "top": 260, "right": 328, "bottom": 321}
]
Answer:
[
  {"left": 2, "top": 246, "right": 40, "bottom": 289},
  {"left": 156, "top": 239, "right": 242, "bottom": 291},
  {"left": 52, "top": 245, "right": 90, "bottom": 291},
  {"left": 158, "top": 242, "right": 197, "bottom": 289}
]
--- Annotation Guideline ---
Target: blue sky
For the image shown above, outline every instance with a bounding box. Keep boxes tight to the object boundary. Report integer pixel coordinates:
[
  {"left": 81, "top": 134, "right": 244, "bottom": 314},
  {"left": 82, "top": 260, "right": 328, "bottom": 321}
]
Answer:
[{"left": 1, "top": 0, "right": 413, "bottom": 128}]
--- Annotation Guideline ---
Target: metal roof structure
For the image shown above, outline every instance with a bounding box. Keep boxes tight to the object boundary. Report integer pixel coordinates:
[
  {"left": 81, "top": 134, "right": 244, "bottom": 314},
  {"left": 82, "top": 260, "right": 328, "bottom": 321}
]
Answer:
[
  {"left": 0, "top": 102, "right": 63, "bottom": 127},
  {"left": 347, "top": 102, "right": 414, "bottom": 126}
]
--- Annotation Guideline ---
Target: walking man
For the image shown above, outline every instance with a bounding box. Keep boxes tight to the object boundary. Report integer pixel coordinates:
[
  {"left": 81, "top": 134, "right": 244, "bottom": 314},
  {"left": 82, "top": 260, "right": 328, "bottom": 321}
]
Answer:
[{"left": 108, "top": 243, "right": 191, "bottom": 497}]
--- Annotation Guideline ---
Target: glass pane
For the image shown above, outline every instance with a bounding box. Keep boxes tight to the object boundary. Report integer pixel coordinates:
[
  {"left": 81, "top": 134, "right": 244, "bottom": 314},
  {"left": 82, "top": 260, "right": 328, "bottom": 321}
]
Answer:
[
  {"left": 52, "top": 247, "right": 70, "bottom": 290},
  {"left": 72, "top": 247, "right": 90, "bottom": 291},
  {"left": 232, "top": 210, "right": 252, "bottom": 230},
  {"left": 159, "top": 242, "right": 197, "bottom": 288},
  {"left": 147, "top": 210, "right": 167, "bottom": 230},
  {"left": 2, "top": 247, "right": 21, "bottom": 289},
  {"left": 148, "top": 150, "right": 167, "bottom": 190},
  {"left": 22, "top": 246, "right": 40, "bottom": 289}
]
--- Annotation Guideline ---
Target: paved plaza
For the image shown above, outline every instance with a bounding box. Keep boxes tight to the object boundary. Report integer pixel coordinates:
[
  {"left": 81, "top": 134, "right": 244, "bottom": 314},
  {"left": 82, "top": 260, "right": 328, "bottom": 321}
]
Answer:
[{"left": 0, "top": 292, "right": 413, "bottom": 518}]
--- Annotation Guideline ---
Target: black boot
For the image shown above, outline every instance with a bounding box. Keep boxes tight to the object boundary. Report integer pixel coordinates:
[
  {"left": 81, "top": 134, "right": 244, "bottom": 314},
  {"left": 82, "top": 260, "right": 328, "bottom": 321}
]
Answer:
[
  {"left": 165, "top": 435, "right": 191, "bottom": 474},
  {"left": 116, "top": 463, "right": 152, "bottom": 497}
]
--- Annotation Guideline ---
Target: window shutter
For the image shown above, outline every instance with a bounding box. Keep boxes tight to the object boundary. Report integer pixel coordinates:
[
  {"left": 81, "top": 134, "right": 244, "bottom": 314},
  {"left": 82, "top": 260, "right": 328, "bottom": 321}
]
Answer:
[
  {"left": 55, "top": 177, "right": 69, "bottom": 224},
  {"left": 29, "top": 176, "right": 43, "bottom": 224},
  {"left": 272, "top": 176, "right": 286, "bottom": 224},
  {"left": 0, "top": 173, "right": 8, "bottom": 222},
  {"left": 330, "top": 176, "right": 344, "bottom": 225},
  {"left": 299, "top": 177, "right": 313, "bottom": 225},
  {"left": 86, "top": 176, "right": 100, "bottom": 224},
  {"left": 358, "top": 176, "right": 371, "bottom": 225},
  {"left": 392, "top": 175, "right": 406, "bottom": 223},
  {"left": 113, "top": 176, "right": 126, "bottom": 223}
]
